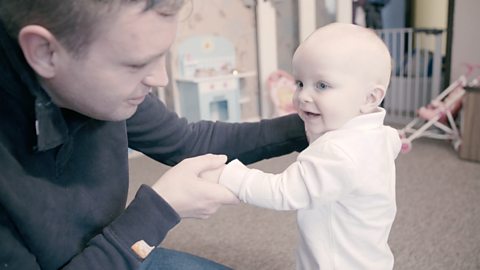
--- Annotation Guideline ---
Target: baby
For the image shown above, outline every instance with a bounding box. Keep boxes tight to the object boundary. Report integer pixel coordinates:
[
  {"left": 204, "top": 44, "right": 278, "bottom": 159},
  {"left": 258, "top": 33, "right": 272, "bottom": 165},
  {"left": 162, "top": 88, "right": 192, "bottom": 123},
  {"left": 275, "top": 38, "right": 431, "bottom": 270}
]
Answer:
[{"left": 208, "top": 23, "right": 401, "bottom": 270}]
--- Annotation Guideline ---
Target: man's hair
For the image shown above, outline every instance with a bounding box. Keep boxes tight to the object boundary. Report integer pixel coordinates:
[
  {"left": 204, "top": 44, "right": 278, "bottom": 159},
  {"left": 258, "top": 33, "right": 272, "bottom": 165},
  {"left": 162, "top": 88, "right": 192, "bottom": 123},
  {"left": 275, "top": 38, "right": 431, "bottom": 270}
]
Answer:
[{"left": 0, "top": 0, "right": 184, "bottom": 56}]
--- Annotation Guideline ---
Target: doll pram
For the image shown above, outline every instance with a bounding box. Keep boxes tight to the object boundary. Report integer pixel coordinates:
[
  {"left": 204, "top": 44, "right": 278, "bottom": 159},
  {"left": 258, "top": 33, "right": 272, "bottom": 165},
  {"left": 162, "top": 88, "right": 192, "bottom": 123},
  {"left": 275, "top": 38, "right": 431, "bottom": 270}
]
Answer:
[{"left": 398, "top": 66, "right": 480, "bottom": 153}]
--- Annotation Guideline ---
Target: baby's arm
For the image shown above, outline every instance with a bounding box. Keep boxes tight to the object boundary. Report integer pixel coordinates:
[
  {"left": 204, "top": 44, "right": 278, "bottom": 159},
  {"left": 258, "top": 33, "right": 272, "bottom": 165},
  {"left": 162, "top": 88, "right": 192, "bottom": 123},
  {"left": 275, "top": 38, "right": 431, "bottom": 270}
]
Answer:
[
  {"left": 219, "top": 160, "right": 312, "bottom": 210},
  {"left": 219, "top": 144, "right": 356, "bottom": 211}
]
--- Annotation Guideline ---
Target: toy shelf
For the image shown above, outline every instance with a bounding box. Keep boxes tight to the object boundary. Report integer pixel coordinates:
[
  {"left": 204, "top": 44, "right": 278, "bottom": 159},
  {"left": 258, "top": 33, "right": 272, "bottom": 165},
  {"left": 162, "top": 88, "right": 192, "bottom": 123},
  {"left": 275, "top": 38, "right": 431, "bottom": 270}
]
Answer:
[
  {"left": 175, "top": 35, "right": 256, "bottom": 123},
  {"left": 176, "top": 71, "right": 256, "bottom": 83}
]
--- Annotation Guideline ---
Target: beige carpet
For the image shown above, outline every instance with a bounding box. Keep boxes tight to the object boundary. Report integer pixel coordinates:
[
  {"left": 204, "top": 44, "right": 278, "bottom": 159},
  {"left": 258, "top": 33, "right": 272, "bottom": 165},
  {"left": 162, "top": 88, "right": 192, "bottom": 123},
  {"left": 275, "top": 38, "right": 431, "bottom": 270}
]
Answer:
[{"left": 128, "top": 138, "right": 480, "bottom": 270}]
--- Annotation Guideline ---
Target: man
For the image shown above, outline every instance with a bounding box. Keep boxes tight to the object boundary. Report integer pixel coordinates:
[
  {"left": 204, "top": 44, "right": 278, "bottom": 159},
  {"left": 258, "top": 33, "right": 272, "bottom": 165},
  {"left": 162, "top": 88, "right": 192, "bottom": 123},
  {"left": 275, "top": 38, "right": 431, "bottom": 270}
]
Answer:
[{"left": 0, "top": 0, "right": 307, "bottom": 269}]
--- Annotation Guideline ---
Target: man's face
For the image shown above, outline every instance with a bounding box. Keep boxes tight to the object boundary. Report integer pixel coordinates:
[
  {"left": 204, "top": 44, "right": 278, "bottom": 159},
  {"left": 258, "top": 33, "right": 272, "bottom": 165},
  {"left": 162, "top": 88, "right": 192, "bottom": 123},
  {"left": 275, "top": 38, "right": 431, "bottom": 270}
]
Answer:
[{"left": 42, "top": 3, "right": 178, "bottom": 121}]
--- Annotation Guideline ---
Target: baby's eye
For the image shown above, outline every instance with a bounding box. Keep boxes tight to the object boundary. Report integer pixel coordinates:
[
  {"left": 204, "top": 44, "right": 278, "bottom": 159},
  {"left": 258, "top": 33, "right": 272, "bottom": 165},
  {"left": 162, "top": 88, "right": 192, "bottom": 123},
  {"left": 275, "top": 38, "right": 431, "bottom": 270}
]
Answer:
[
  {"left": 295, "top": 80, "right": 304, "bottom": 89},
  {"left": 315, "top": 81, "right": 329, "bottom": 90}
]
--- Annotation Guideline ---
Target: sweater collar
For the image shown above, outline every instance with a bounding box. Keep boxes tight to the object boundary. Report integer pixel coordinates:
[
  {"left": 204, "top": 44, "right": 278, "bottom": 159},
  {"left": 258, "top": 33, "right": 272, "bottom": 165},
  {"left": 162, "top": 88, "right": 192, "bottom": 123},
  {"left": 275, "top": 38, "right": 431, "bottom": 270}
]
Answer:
[{"left": 0, "top": 21, "right": 68, "bottom": 152}]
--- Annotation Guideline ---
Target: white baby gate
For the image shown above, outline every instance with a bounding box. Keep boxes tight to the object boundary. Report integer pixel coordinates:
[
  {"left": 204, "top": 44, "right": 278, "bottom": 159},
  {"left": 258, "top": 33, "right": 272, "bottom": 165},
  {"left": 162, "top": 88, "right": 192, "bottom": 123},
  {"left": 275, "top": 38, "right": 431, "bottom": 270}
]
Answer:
[{"left": 377, "top": 28, "right": 445, "bottom": 124}]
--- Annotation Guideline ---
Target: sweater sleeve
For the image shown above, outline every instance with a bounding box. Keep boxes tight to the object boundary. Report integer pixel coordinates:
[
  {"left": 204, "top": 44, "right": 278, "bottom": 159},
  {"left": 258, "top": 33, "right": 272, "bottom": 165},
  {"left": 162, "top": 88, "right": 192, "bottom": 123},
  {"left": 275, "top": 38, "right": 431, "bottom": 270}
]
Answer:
[
  {"left": 0, "top": 183, "right": 179, "bottom": 270},
  {"left": 0, "top": 137, "right": 178, "bottom": 270},
  {"left": 62, "top": 185, "right": 180, "bottom": 269},
  {"left": 126, "top": 95, "right": 308, "bottom": 166},
  {"left": 219, "top": 142, "right": 357, "bottom": 210},
  {"left": 0, "top": 205, "right": 42, "bottom": 270}
]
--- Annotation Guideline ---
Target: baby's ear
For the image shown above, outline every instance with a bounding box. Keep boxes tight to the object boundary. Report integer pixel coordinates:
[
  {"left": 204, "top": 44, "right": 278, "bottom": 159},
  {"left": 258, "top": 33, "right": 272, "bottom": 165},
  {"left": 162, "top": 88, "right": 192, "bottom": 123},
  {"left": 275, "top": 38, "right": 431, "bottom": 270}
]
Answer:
[{"left": 360, "top": 85, "right": 385, "bottom": 113}]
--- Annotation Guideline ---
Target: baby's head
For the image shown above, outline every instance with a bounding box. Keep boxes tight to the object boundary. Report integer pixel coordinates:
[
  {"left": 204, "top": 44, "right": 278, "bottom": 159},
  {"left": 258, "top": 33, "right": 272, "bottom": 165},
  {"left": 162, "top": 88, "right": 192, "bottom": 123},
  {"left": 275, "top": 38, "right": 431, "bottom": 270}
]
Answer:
[{"left": 292, "top": 23, "right": 391, "bottom": 141}]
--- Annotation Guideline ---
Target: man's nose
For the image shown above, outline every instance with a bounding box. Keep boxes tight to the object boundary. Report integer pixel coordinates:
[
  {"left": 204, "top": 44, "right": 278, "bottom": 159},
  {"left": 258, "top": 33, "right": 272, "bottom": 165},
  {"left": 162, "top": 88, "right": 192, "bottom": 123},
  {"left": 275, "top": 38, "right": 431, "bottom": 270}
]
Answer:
[{"left": 142, "top": 59, "right": 169, "bottom": 88}]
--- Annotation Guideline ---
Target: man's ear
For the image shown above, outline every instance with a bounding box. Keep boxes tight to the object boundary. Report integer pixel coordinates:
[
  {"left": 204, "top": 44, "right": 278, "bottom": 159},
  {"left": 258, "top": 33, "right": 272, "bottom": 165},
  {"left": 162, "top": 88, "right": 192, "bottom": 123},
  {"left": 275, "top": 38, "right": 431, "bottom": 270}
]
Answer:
[
  {"left": 18, "top": 25, "right": 61, "bottom": 79},
  {"left": 360, "top": 85, "right": 385, "bottom": 113}
]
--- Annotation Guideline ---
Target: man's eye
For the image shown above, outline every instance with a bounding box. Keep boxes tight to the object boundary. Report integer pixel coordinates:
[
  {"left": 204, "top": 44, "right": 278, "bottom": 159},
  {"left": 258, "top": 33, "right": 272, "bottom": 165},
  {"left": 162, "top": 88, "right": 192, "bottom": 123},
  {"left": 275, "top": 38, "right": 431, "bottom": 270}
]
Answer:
[
  {"left": 315, "top": 81, "right": 329, "bottom": 90},
  {"left": 128, "top": 63, "right": 148, "bottom": 70},
  {"left": 295, "top": 80, "right": 303, "bottom": 88}
]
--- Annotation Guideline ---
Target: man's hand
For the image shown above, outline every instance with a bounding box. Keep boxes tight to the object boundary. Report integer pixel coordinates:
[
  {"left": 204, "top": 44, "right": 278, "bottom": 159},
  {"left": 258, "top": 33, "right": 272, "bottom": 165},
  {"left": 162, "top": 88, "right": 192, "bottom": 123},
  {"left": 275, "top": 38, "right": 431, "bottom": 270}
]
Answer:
[
  {"left": 199, "top": 165, "right": 224, "bottom": 184},
  {"left": 152, "top": 154, "right": 239, "bottom": 219}
]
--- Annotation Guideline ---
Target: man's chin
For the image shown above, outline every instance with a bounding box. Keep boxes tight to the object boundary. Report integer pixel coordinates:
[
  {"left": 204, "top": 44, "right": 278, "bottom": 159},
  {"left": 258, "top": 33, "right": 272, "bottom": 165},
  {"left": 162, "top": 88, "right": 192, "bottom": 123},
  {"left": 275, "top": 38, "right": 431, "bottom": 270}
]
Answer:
[
  {"left": 112, "top": 108, "right": 138, "bottom": 121},
  {"left": 86, "top": 107, "right": 138, "bottom": 122}
]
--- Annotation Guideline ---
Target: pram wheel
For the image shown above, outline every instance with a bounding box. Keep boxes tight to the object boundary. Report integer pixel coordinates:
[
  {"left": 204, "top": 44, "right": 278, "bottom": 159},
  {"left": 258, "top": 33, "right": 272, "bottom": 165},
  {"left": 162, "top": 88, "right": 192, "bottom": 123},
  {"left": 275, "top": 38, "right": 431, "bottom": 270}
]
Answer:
[
  {"left": 400, "top": 139, "right": 412, "bottom": 153},
  {"left": 452, "top": 139, "right": 462, "bottom": 152}
]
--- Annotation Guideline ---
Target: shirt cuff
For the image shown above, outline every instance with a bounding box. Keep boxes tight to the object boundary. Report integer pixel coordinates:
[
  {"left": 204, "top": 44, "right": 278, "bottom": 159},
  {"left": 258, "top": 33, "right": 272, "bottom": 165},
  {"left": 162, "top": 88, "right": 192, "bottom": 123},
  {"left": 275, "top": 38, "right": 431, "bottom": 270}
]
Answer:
[
  {"left": 107, "top": 185, "right": 180, "bottom": 249},
  {"left": 219, "top": 159, "right": 249, "bottom": 196}
]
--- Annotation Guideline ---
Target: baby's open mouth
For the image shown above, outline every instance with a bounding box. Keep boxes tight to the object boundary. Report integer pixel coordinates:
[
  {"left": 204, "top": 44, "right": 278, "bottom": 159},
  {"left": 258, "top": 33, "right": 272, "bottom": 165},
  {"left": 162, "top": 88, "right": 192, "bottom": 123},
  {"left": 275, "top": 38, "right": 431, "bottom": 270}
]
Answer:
[{"left": 304, "top": 111, "right": 321, "bottom": 118}]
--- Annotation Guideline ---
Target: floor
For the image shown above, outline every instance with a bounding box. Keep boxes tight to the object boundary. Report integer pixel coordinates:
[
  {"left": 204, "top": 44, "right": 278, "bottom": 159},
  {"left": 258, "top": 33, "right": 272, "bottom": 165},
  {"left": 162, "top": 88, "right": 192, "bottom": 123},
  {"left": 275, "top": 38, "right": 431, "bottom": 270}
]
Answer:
[{"left": 128, "top": 138, "right": 480, "bottom": 269}]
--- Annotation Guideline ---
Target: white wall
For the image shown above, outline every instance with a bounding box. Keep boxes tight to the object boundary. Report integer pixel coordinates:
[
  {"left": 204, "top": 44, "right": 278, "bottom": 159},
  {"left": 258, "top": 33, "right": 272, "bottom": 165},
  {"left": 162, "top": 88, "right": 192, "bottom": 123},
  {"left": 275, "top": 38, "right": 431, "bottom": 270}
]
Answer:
[
  {"left": 450, "top": 0, "right": 480, "bottom": 81},
  {"left": 336, "top": 0, "right": 352, "bottom": 23}
]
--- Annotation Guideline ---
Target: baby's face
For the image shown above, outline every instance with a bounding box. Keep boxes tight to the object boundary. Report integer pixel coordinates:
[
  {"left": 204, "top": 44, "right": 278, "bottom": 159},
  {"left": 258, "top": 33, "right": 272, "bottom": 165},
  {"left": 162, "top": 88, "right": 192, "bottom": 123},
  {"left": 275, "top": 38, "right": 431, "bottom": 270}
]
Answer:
[
  {"left": 292, "top": 23, "right": 390, "bottom": 141},
  {"left": 292, "top": 40, "right": 367, "bottom": 140}
]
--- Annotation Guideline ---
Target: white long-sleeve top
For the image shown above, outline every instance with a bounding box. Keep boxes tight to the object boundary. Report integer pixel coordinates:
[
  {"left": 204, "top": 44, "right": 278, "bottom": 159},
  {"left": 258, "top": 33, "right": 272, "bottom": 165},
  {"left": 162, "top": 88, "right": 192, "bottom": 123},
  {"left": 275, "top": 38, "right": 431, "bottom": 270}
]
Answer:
[{"left": 220, "top": 108, "right": 402, "bottom": 270}]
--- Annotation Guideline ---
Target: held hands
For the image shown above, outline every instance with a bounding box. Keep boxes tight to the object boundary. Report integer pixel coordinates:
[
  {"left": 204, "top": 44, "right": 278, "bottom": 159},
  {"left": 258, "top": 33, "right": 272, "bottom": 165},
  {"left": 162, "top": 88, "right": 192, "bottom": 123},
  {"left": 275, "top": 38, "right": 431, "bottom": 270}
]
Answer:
[
  {"left": 199, "top": 164, "right": 224, "bottom": 184},
  {"left": 152, "top": 154, "right": 239, "bottom": 219}
]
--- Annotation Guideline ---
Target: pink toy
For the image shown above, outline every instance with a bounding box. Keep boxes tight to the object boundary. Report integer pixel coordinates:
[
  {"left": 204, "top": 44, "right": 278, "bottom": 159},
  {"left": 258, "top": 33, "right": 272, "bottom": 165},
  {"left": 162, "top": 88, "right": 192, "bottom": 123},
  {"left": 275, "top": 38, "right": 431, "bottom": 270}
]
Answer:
[
  {"left": 268, "top": 70, "right": 297, "bottom": 116},
  {"left": 398, "top": 64, "right": 480, "bottom": 153}
]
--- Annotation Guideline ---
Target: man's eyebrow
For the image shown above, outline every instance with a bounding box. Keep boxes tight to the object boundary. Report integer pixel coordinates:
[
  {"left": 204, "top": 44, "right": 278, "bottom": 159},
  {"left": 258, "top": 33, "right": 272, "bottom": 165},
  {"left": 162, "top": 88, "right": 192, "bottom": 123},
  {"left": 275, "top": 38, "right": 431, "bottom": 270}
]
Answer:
[{"left": 127, "top": 52, "right": 165, "bottom": 64}]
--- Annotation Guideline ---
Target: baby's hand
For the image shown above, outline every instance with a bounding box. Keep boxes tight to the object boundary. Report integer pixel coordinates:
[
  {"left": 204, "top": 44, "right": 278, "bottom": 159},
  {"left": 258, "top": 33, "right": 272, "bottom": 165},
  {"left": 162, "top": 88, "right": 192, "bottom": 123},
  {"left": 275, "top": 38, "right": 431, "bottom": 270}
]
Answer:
[{"left": 199, "top": 165, "right": 225, "bottom": 184}]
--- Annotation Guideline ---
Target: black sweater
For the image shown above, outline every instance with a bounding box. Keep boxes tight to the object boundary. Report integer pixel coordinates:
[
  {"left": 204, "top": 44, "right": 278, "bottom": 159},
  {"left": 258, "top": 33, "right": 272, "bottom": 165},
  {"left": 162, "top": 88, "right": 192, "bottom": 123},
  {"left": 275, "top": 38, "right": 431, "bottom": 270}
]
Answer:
[{"left": 0, "top": 23, "right": 307, "bottom": 269}]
